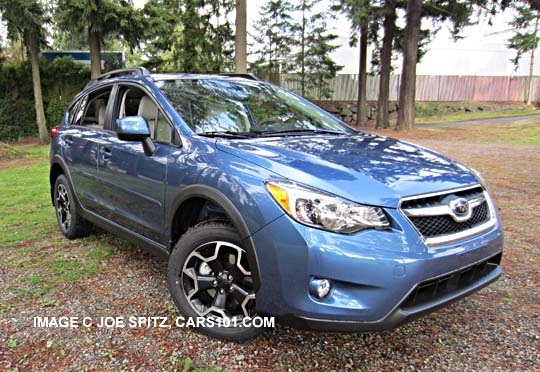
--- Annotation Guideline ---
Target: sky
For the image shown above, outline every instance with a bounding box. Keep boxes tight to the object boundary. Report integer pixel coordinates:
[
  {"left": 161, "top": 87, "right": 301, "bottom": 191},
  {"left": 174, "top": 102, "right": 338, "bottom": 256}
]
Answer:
[{"left": 2, "top": 0, "right": 533, "bottom": 77}]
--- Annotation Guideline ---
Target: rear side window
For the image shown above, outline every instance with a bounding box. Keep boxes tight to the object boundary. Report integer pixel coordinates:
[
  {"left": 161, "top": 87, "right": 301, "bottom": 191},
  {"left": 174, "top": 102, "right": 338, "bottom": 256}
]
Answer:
[
  {"left": 67, "top": 100, "right": 80, "bottom": 125},
  {"left": 73, "top": 87, "right": 113, "bottom": 129}
]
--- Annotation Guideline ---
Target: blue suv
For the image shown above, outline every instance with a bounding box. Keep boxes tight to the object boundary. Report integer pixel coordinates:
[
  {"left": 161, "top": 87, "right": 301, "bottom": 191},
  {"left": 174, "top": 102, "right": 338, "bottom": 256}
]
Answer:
[{"left": 50, "top": 68, "right": 503, "bottom": 340}]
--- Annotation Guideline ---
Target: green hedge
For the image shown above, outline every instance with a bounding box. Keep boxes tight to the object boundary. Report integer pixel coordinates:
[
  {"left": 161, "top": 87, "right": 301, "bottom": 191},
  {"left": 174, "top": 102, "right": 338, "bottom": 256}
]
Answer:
[
  {"left": 0, "top": 57, "right": 89, "bottom": 141},
  {"left": 0, "top": 98, "right": 36, "bottom": 141},
  {"left": 46, "top": 99, "right": 71, "bottom": 129},
  {"left": 0, "top": 98, "right": 71, "bottom": 141}
]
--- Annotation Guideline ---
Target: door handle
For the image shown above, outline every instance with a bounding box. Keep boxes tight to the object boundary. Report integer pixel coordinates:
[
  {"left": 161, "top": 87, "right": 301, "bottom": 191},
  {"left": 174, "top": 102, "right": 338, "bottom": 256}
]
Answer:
[
  {"left": 63, "top": 135, "right": 73, "bottom": 146},
  {"left": 100, "top": 147, "right": 112, "bottom": 160}
]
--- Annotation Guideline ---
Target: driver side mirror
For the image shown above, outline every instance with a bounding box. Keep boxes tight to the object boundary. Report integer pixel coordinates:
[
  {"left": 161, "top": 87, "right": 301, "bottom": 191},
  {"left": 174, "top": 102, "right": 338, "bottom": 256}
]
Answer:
[{"left": 116, "top": 116, "right": 155, "bottom": 156}]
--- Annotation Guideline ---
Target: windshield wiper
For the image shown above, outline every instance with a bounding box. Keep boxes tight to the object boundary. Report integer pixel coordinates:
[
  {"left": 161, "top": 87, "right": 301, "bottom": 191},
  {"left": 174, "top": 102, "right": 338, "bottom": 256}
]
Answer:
[
  {"left": 255, "top": 129, "right": 348, "bottom": 137},
  {"left": 198, "top": 131, "right": 259, "bottom": 139}
]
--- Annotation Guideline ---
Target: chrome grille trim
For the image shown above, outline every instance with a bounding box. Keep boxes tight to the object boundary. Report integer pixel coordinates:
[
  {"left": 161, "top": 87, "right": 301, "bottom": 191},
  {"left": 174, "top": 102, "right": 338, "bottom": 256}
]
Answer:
[{"left": 399, "top": 184, "right": 497, "bottom": 247}]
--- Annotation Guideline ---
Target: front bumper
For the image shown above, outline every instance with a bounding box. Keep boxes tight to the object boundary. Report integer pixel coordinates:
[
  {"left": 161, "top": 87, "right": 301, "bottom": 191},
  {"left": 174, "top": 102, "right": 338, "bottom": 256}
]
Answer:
[
  {"left": 251, "top": 208, "right": 503, "bottom": 331},
  {"left": 279, "top": 253, "right": 501, "bottom": 331}
]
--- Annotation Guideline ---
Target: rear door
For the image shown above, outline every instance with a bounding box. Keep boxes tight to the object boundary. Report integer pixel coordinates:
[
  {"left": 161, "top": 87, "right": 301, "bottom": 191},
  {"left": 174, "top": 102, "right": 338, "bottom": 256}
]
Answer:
[
  {"left": 60, "top": 85, "right": 114, "bottom": 213},
  {"left": 96, "top": 83, "right": 178, "bottom": 243}
]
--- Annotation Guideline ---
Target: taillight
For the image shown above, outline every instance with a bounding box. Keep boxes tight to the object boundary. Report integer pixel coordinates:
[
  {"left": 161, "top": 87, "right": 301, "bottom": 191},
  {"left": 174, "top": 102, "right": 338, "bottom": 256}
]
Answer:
[{"left": 51, "top": 126, "right": 59, "bottom": 139}]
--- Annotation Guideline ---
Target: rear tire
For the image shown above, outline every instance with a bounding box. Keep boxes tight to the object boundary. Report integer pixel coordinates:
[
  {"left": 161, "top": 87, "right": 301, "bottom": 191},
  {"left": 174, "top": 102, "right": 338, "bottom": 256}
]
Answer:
[
  {"left": 167, "top": 222, "right": 264, "bottom": 341},
  {"left": 53, "top": 174, "right": 93, "bottom": 239}
]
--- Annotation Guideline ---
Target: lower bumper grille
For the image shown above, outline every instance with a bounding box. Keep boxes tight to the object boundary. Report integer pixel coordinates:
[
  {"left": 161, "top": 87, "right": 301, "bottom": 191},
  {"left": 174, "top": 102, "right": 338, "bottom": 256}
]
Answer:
[{"left": 401, "top": 253, "right": 502, "bottom": 309}]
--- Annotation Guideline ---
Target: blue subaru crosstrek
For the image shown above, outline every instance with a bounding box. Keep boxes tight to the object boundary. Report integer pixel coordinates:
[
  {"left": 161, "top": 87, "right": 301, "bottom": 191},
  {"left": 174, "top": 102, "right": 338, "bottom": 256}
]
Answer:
[{"left": 50, "top": 67, "right": 503, "bottom": 340}]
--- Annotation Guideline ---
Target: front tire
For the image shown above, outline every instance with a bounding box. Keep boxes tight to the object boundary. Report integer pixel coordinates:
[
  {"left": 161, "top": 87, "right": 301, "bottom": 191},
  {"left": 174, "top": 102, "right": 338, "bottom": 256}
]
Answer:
[
  {"left": 167, "top": 222, "right": 263, "bottom": 341},
  {"left": 53, "top": 174, "right": 93, "bottom": 239}
]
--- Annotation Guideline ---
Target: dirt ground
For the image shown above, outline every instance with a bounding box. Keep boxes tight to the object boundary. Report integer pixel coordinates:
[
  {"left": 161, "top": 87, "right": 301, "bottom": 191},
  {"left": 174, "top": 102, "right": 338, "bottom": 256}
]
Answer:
[{"left": 1, "top": 124, "right": 539, "bottom": 371}]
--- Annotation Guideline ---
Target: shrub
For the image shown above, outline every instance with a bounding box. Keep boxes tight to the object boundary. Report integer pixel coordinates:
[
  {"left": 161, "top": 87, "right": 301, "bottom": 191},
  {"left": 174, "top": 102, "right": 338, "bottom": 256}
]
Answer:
[
  {"left": 0, "top": 98, "right": 37, "bottom": 141},
  {"left": 0, "top": 57, "right": 89, "bottom": 141},
  {"left": 46, "top": 99, "right": 70, "bottom": 129}
]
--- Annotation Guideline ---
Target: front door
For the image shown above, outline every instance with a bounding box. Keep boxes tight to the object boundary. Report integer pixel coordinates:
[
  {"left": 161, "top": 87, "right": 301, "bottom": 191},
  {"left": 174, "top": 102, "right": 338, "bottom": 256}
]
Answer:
[{"left": 96, "top": 85, "right": 176, "bottom": 243}]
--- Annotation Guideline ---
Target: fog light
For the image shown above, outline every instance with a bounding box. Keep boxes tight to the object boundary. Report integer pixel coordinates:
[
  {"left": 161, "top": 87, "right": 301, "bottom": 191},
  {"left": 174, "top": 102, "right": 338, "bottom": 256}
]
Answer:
[{"left": 309, "top": 278, "right": 332, "bottom": 299}]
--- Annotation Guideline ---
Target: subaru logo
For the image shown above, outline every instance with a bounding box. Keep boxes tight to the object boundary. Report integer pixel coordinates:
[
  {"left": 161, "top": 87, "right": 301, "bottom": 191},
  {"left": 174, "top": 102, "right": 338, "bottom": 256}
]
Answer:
[{"left": 449, "top": 198, "right": 469, "bottom": 216}]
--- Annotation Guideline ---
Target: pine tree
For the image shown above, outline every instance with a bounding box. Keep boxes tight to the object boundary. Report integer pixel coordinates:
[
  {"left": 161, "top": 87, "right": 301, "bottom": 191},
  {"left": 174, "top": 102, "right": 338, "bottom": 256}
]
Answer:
[
  {"left": 235, "top": 0, "right": 247, "bottom": 73},
  {"left": 0, "top": 0, "right": 49, "bottom": 144},
  {"left": 375, "top": 0, "right": 397, "bottom": 129},
  {"left": 55, "top": 0, "right": 144, "bottom": 79},
  {"left": 141, "top": 0, "right": 234, "bottom": 73},
  {"left": 205, "top": 0, "right": 235, "bottom": 72},
  {"left": 508, "top": 1, "right": 540, "bottom": 104},
  {"left": 294, "top": 0, "right": 342, "bottom": 99},
  {"left": 333, "top": 0, "right": 373, "bottom": 125},
  {"left": 251, "top": 0, "right": 298, "bottom": 84},
  {"left": 396, "top": 0, "right": 483, "bottom": 131}
]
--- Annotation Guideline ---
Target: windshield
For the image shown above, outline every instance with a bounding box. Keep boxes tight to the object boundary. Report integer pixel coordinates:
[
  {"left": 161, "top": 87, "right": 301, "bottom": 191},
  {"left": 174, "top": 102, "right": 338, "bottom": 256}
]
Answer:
[{"left": 155, "top": 79, "right": 353, "bottom": 136}]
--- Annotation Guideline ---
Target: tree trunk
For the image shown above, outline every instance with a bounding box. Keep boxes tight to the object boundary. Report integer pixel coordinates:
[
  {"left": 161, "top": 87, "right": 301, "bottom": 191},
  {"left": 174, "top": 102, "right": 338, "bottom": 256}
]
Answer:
[
  {"left": 88, "top": 26, "right": 101, "bottom": 79},
  {"left": 396, "top": 0, "right": 422, "bottom": 131},
  {"left": 300, "top": 0, "right": 306, "bottom": 97},
  {"left": 527, "top": 13, "right": 539, "bottom": 105},
  {"left": 234, "top": 0, "right": 247, "bottom": 73},
  {"left": 376, "top": 0, "right": 396, "bottom": 129},
  {"left": 27, "top": 31, "right": 49, "bottom": 145},
  {"left": 356, "top": 21, "right": 368, "bottom": 126}
]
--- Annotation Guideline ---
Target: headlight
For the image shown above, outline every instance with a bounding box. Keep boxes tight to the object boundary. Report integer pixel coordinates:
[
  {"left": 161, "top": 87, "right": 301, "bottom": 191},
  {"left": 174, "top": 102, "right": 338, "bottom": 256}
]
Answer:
[{"left": 264, "top": 179, "right": 390, "bottom": 233}]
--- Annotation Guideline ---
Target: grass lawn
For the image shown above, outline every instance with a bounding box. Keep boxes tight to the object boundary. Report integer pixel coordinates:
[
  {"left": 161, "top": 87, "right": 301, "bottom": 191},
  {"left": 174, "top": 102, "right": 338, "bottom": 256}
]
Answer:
[
  {"left": 414, "top": 108, "right": 539, "bottom": 124},
  {"left": 0, "top": 146, "right": 221, "bottom": 371},
  {"left": 0, "top": 145, "right": 119, "bottom": 307},
  {"left": 410, "top": 118, "right": 540, "bottom": 145}
]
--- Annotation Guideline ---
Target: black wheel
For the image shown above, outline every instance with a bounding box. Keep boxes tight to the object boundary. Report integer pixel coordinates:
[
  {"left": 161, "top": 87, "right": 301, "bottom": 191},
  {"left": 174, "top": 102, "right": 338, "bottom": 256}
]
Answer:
[
  {"left": 167, "top": 222, "right": 263, "bottom": 341},
  {"left": 54, "top": 174, "right": 93, "bottom": 239}
]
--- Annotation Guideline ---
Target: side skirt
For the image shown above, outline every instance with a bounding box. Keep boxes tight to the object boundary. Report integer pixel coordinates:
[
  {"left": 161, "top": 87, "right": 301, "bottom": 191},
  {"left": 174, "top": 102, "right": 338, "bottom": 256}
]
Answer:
[{"left": 81, "top": 208, "right": 170, "bottom": 260}]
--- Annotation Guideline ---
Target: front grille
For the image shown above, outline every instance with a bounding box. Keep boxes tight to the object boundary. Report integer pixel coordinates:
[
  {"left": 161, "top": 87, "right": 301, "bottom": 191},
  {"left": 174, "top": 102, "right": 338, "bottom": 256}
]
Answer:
[
  {"left": 401, "top": 253, "right": 502, "bottom": 309},
  {"left": 400, "top": 185, "right": 494, "bottom": 243},
  {"left": 409, "top": 201, "right": 489, "bottom": 238},
  {"left": 401, "top": 186, "right": 484, "bottom": 210}
]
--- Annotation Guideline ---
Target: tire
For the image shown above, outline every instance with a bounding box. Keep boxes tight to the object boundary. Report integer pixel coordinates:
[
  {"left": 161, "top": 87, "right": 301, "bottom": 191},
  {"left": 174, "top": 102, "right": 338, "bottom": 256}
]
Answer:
[
  {"left": 167, "top": 222, "right": 264, "bottom": 341},
  {"left": 53, "top": 174, "right": 93, "bottom": 239}
]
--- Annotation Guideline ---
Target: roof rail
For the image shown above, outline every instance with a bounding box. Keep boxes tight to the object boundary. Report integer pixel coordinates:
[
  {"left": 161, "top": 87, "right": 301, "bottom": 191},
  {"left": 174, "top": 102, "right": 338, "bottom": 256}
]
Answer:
[
  {"left": 217, "top": 73, "right": 261, "bottom": 81},
  {"left": 96, "top": 67, "right": 151, "bottom": 81},
  {"left": 85, "top": 67, "right": 151, "bottom": 88}
]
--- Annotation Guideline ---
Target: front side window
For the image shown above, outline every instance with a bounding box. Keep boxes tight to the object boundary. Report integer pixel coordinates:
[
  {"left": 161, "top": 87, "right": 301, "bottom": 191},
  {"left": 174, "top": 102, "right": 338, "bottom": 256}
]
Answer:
[
  {"left": 156, "top": 79, "right": 353, "bottom": 135},
  {"left": 116, "top": 86, "right": 176, "bottom": 145}
]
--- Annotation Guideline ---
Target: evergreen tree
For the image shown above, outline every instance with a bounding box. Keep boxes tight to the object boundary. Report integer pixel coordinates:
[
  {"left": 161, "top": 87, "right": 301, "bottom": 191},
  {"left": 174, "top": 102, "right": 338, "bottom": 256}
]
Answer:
[
  {"left": 55, "top": 0, "right": 144, "bottom": 79},
  {"left": 235, "top": 0, "right": 247, "bottom": 73},
  {"left": 141, "top": 0, "right": 234, "bottom": 73},
  {"left": 138, "top": 0, "right": 183, "bottom": 70},
  {"left": 333, "top": 0, "right": 373, "bottom": 125},
  {"left": 374, "top": 0, "right": 397, "bottom": 129},
  {"left": 508, "top": 1, "right": 540, "bottom": 104},
  {"left": 0, "top": 0, "right": 49, "bottom": 144},
  {"left": 251, "top": 0, "right": 298, "bottom": 84},
  {"left": 204, "top": 0, "right": 235, "bottom": 72},
  {"left": 396, "top": 0, "right": 491, "bottom": 131},
  {"left": 294, "top": 0, "right": 342, "bottom": 99}
]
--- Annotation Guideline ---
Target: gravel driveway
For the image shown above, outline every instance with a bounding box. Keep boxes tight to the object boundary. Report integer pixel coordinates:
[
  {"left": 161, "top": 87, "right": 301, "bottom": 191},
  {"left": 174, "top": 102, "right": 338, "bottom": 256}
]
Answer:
[{"left": 1, "top": 127, "right": 539, "bottom": 371}]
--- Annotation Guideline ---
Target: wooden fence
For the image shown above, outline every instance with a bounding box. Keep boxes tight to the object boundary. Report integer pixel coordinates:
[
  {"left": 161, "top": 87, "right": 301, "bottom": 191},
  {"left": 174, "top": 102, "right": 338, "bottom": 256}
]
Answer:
[{"left": 279, "top": 74, "right": 538, "bottom": 102}]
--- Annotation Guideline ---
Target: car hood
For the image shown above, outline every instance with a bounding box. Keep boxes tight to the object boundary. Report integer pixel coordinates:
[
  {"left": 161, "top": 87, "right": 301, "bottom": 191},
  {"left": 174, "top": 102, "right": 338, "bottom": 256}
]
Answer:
[{"left": 216, "top": 132, "right": 478, "bottom": 208}]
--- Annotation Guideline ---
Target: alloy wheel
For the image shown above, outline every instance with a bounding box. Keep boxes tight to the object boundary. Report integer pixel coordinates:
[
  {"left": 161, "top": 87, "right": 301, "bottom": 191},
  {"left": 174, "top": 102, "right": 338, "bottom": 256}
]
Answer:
[
  {"left": 180, "top": 241, "right": 256, "bottom": 323},
  {"left": 56, "top": 183, "right": 71, "bottom": 231}
]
